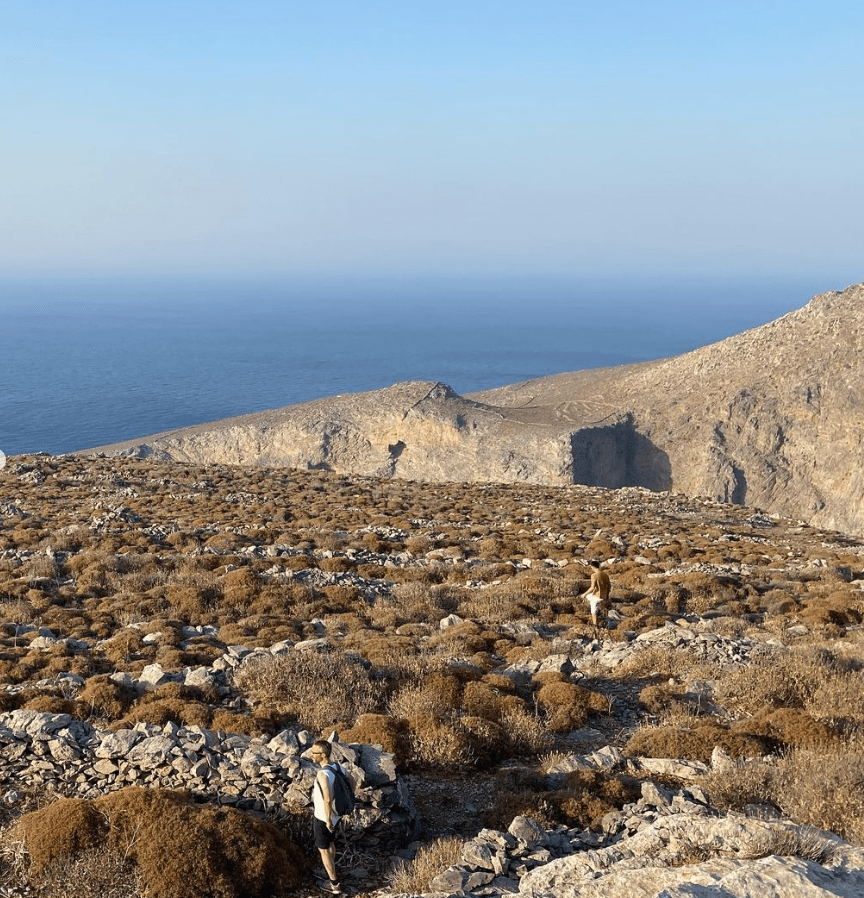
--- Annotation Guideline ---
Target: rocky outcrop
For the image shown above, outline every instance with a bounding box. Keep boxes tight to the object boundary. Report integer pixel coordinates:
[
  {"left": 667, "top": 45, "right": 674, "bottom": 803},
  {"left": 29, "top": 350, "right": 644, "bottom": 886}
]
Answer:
[
  {"left": 385, "top": 782, "right": 864, "bottom": 898},
  {"left": 82, "top": 282, "right": 864, "bottom": 534},
  {"left": 478, "top": 283, "right": 864, "bottom": 536}
]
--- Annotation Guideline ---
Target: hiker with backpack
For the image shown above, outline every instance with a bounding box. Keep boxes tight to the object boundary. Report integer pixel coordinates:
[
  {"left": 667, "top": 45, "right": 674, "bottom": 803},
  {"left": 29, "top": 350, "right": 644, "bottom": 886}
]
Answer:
[{"left": 309, "top": 739, "right": 354, "bottom": 894}]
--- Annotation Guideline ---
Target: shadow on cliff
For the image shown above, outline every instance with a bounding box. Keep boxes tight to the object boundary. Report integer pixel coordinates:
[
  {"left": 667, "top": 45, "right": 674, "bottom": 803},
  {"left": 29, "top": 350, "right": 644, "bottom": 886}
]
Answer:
[{"left": 569, "top": 419, "right": 672, "bottom": 491}]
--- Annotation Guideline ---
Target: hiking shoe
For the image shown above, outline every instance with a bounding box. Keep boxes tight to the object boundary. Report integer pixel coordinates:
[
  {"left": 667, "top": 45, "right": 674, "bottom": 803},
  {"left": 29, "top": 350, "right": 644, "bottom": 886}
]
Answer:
[{"left": 317, "top": 879, "right": 342, "bottom": 894}]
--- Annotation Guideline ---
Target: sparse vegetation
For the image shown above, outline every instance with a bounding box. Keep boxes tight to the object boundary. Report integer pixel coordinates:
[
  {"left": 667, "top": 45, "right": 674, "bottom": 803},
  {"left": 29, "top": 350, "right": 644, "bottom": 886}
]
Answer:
[{"left": 1, "top": 453, "right": 864, "bottom": 895}]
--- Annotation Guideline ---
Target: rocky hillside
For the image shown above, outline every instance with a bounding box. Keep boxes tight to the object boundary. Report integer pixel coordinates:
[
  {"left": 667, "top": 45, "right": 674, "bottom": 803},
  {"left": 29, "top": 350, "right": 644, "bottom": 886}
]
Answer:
[
  {"left": 85, "top": 281, "right": 864, "bottom": 535},
  {"left": 2, "top": 453, "right": 864, "bottom": 897}
]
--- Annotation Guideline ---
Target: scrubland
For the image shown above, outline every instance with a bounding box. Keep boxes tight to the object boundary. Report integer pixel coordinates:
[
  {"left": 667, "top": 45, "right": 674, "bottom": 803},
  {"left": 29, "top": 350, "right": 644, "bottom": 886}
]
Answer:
[{"left": 1, "top": 452, "right": 863, "bottom": 896}]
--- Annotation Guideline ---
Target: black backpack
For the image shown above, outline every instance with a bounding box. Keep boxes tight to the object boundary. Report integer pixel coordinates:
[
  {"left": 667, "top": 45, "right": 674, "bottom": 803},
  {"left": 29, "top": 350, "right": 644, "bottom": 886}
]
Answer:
[{"left": 328, "top": 763, "right": 355, "bottom": 816}]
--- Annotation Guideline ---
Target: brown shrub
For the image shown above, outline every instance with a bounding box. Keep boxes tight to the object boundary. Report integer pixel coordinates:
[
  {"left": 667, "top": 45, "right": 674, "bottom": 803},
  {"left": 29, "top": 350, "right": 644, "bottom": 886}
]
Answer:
[
  {"left": 405, "top": 714, "right": 475, "bottom": 768},
  {"left": 22, "top": 693, "right": 74, "bottom": 715},
  {"left": 553, "top": 769, "right": 641, "bottom": 830},
  {"left": 233, "top": 648, "right": 385, "bottom": 732},
  {"left": 733, "top": 707, "right": 832, "bottom": 750},
  {"left": 13, "top": 797, "right": 106, "bottom": 876},
  {"left": 348, "top": 634, "right": 418, "bottom": 669},
  {"left": 209, "top": 709, "right": 273, "bottom": 736},
  {"left": 0, "top": 691, "right": 22, "bottom": 712},
  {"left": 714, "top": 648, "right": 842, "bottom": 716},
  {"left": 15, "top": 788, "right": 305, "bottom": 898},
  {"left": 222, "top": 567, "right": 260, "bottom": 610},
  {"left": 536, "top": 682, "right": 606, "bottom": 733},
  {"left": 340, "top": 713, "right": 410, "bottom": 766},
  {"left": 461, "top": 681, "right": 510, "bottom": 722},
  {"left": 386, "top": 836, "right": 462, "bottom": 894},
  {"left": 624, "top": 721, "right": 770, "bottom": 762},
  {"left": 115, "top": 695, "right": 212, "bottom": 730},
  {"left": 75, "top": 676, "right": 134, "bottom": 720},
  {"left": 388, "top": 672, "right": 462, "bottom": 724},
  {"left": 499, "top": 706, "right": 553, "bottom": 755},
  {"left": 704, "top": 740, "right": 864, "bottom": 844}
]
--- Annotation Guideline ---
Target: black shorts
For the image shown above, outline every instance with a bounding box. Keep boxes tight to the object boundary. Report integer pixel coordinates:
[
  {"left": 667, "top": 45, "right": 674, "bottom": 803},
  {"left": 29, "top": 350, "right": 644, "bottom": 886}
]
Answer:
[{"left": 313, "top": 817, "right": 338, "bottom": 849}]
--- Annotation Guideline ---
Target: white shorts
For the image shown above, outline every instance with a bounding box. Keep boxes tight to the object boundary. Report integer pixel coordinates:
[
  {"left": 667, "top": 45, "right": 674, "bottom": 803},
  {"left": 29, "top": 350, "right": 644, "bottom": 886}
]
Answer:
[{"left": 586, "top": 593, "right": 603, "bottom": 615}]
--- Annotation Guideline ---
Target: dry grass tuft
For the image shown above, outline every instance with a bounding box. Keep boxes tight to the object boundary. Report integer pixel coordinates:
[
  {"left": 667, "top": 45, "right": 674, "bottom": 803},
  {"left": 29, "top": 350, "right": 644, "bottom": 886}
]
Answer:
[
  {"left": 703, "top": 738, "right": 864, "bottom": 845},
  {"left": 386, "top": 836, "right": 463, "bottom": 894},
  {"left": 233, "top": 648, "right": 386, "bottom": 732}
]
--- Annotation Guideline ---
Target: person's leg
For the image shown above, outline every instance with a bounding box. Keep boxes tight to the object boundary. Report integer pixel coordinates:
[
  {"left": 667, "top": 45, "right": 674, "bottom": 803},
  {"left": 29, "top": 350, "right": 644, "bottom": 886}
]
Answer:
[
  {"left": 314, "top": 819, "right": 340, "bottom": 890},
  {"left": 318, "top": 844, "right": 337, "bottom": 882}
]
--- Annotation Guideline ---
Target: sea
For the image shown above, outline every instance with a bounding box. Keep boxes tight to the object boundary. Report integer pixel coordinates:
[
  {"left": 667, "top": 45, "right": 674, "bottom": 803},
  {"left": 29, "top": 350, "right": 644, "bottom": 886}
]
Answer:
[{"left": 0, "top": 274, "right": 826, "bottom": 458}]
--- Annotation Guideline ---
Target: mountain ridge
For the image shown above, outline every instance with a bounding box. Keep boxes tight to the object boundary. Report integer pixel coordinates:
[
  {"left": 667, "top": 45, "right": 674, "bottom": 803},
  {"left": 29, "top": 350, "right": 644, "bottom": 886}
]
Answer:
[{"left": 83, "top": 282, "right": 864, "bottom": 535}]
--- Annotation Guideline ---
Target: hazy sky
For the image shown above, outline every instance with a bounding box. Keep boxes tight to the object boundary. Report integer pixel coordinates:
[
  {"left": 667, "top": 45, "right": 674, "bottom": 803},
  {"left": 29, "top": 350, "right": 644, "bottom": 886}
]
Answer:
[{"left": 2, "top": 1, "right": 862, "bottom": 283}]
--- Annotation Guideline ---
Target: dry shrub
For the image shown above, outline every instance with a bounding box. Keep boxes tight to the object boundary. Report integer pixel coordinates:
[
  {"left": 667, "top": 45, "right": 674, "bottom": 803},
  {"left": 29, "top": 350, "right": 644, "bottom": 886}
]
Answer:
[
  {"left": 535, "top": 681, "right": 606, "bottom": 733},
  {"left": 733, "top": 707, "right": 832, "bottom": 750},
  {"left": 0, "top": 598, "right": 36, "bottom": 625},
  {"left": 806, "top": 669, "right": 864, "bottom": 731},
  {"left": 483, "top": 766, "right": 553, "bottom": 829},
  {"left": 75, "top": 676, "right": 135, "bottom": 720},
  {"left": 714, "top": 647, "right": 844, "bottom": 717},
  {"left": 500, "top": 706, "right": 552, "bottom": 754},
  {"left": 701, "top": 757, "right": 775, "bottom": 813},
  {"left": 704, "top": 740, "right": 864, "bottom": 845},
  {"left": 615, "top": 645, "right": 682, "bottom": 680},
  {"left": 772, "top": 744, "right": 864, "bottom": 844},
  {"left": 553, "top": 769, "right": 641, "bottom": 830},
  {"left": 747, "top": 825, "right": 838, "bottom": 864},
  {"left": 459, "top": 582, "right": 535, "bottom": 623},
  {"left": 462, "top": 680, "right": 524, "bottom": 722},
  {"left": 203, "top": 532, "right": 246, "bottom": 552},
  {"left": 23, "top": 846, "right": 141, "bottom": 898},
  {"left": 13, "top": 797, "right": 106, "bottom": 876},
  {"left": 460, "top": 714, "right": 509, "bottom": 764},
  {"left": 481, "top": 672, "right": 518, "bottom": 694},
  {"left": 0, "top": 691, "right": 22, "bottom": 713},
  {"left": 639, "top": 682, "right": 690, "bottom": 715},
  {"left": 340, "top": 713, "right": 410, "bottom": 765},
  {"left": 798, "top": 589, "right": 861, "bottom": 631},
  {"left": 115, "top": 695, "right": 213, "bottom": 730},
  {"left": 22, "top": 693, "right": 74, "bottom": 715},
  {"left": 347, "top": 634, "right": 418, "bottom": 668},
  {"left": 317, "top": 556, "right": 355, "bottom": 573},
  {"left": 13, "top": 788, "right": 304, "bottom": 898},
  {"left": 222, "top": 567, "right": 260, "bottom": 610},
  {"left": 624, "top": 721, "right": 769, "bottom": 763},
  {"left": 388, "top": 672, "right": 462, "bottom": 723},
  {"left": 233, "top": 648, "right": 385, "bottom": 732},
  {"left": 208, "top": 709, "right": 273, "bottom": 736},
  {"left": 405, "top": 714, "right": 475, "bottom": 768},
  {"left": 386, "top": 836, "right": 462, "bottom": 894}
]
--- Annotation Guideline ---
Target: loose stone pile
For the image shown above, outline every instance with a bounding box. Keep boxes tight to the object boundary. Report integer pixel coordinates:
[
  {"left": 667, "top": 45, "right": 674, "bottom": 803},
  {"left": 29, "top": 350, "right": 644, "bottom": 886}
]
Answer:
[{"left": 0, "top": 709, "right": 415, "bottom": 852}]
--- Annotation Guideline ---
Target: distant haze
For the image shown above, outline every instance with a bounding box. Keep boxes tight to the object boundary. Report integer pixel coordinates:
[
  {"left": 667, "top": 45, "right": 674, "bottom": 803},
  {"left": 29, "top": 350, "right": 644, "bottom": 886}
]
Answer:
[{"left": 0, "top": 1, "right": 862, "bottom": 283}]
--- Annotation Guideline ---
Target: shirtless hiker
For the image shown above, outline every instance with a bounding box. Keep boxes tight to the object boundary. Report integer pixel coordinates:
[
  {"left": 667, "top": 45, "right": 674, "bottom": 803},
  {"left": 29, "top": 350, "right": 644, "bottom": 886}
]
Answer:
[{"left": 580, "top": 559, "right": 611, "bottom": 631}]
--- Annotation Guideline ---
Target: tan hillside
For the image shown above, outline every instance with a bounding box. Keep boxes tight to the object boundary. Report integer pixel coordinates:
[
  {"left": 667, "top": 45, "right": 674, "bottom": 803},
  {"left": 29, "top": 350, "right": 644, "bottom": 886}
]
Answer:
[
  {"left": 84, "top": 282, "right": 864, "bottom": 535},
  {"left": 2, "top": 452, "right": 864, "bottom": 897}
]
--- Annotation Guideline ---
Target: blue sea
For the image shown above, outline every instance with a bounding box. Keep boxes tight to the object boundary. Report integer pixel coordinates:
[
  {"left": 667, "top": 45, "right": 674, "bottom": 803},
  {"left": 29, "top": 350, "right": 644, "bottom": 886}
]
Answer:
[{"left": 0, "top": 274, "right": 824, "bottom": 457}]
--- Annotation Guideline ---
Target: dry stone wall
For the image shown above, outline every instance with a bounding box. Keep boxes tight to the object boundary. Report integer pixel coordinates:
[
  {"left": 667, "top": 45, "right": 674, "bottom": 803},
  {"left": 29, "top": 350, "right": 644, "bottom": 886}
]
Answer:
[{"left": 0, "top": 709, "right": 414, "bottom": 852}]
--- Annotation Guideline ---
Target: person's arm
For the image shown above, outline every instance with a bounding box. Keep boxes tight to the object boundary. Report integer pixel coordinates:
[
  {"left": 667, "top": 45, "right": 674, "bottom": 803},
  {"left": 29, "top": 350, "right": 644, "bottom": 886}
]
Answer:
[{"left": 318, "top": 768, "right": 335, "bottom": 828}]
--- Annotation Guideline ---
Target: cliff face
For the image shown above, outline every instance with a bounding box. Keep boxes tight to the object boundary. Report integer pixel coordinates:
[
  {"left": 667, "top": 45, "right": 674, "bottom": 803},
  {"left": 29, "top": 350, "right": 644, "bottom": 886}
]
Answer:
[
  {"left": 86, "top": 283, "right": 864, "bottom": 535},
  {"left": 474, "top": 283, "right": 864, "bottom": 534}
]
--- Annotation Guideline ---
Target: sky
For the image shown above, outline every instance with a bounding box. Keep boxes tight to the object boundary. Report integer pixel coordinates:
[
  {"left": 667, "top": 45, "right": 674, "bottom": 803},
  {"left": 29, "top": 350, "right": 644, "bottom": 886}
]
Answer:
[{"left": 2, "top": 0, "right": 863, "bottom": 284}]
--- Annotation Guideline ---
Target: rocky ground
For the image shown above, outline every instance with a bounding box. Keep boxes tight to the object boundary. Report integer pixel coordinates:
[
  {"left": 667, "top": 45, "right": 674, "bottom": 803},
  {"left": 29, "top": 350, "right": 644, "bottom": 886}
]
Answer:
[{"left": 1, "top": 453, "right": 864, "bottom": 897}]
